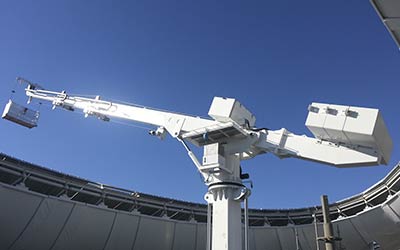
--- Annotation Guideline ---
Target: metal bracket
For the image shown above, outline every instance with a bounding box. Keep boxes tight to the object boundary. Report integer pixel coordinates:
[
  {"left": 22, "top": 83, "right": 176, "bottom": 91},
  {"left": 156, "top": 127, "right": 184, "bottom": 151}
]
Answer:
[{"left": 165, "top": 116, "right": 185, "bottom": 138}]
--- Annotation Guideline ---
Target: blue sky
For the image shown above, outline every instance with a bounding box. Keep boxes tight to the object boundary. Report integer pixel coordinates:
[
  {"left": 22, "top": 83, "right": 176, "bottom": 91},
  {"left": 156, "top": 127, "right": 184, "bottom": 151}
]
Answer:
[{"left": 0, "top": 0, "right": 399, "bottom": 209}]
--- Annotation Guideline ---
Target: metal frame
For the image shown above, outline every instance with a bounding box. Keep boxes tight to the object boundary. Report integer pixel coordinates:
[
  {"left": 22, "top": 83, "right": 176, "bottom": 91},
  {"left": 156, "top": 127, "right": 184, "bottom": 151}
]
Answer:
[
  {"left": 1, "top": 152, "right": 400, "bottom": 226},
  {"left": 370, "top": 0, "right": 400, "bottom": 49},
  {"left": 4, "top": 78, "right": 393, "bottom": 249}
]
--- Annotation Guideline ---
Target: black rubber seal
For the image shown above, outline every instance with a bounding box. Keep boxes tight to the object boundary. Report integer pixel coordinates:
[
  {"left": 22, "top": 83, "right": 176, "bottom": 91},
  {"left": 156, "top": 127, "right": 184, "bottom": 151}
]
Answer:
[{"left": 208, "top": 181, "right": 245, "bottom": 188}]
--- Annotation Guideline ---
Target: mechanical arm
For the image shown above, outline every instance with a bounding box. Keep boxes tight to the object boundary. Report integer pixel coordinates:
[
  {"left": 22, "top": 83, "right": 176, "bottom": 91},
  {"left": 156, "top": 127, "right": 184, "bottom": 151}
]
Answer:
[
  {"left": 19, "top": 79, "right": 391, "bottom": 171},
  {"left": 3, "top": 77, "right": 392, "bottom": 250}
]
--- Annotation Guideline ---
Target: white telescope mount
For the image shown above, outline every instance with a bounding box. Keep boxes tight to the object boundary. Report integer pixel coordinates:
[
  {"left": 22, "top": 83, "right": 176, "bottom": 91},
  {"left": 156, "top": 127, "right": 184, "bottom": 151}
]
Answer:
[{"left": 3, "top": 77, "right": 393, "bottom": 250}]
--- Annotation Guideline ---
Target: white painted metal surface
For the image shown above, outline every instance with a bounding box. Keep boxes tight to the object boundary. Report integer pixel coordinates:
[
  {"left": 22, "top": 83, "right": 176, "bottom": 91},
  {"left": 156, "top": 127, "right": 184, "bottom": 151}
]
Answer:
[
  {"left": 306, "top": 102, "right": 393, "bottom": 165},
  {"left": 6, "top": 78, "right": 393, "bottom": 250},
  {"left": 208, "top": 97, "right": 256, "bottom": 127}
]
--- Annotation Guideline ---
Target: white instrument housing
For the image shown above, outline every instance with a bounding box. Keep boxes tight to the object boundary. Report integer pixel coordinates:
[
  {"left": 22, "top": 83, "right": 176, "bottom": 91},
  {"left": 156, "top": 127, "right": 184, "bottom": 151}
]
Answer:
[
  {"left": 208, "top": 97, "right": 256, "bottom": 128},
  {"left": 306, "top": 102, "right": 392, "bottom": 165}
]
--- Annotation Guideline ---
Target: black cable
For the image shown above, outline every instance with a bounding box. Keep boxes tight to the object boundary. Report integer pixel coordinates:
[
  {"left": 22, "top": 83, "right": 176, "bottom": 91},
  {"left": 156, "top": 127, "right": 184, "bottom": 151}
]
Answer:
[{"left": 250, "top": 127, "right": 269, "bottom": 132}]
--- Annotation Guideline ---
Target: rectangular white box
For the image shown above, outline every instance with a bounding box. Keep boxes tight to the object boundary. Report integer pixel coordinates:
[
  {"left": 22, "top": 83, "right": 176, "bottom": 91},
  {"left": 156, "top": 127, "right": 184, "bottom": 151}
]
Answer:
[
  {"left": 208, "top": 97, "right": 255, "bottom": 127},
  {"left": 201, "top": 143, "right": 229, "bottom": 173},
  {"left": 306, "top": 102, "right": 392, "bottom": 164}
]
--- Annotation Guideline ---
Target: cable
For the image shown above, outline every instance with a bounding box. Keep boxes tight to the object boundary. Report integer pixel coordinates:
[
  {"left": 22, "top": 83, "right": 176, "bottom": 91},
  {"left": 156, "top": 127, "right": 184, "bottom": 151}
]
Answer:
[{"left": 109, "top": 119, "right": 153, "bottom": 131}]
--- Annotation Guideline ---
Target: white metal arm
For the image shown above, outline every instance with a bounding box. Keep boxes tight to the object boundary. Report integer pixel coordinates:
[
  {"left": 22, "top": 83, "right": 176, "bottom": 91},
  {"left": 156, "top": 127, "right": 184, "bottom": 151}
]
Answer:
[
  {"left": 24, "top": 86, "right": 218, "bottom": 138},
  {"left": 23, "top": 84, "right": 388, "bottom": 168},
  {"left": 13, "top": 78, "right": 392, "bottom": 250},
  {"left": 254, "top": 128, "right": 382, "bottom": 167}
]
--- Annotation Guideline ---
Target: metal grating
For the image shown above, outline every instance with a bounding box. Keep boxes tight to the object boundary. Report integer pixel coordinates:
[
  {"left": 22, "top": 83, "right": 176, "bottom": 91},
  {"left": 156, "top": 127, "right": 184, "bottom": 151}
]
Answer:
[
  {"left": 0, "top": 152, "right": 400, "bottom": 225},
  {"left": 2, "top": 100, "right": 39, "bottom": 128},
  {"left": 182, "top": 122, "right": 248, "bottom": 146}
]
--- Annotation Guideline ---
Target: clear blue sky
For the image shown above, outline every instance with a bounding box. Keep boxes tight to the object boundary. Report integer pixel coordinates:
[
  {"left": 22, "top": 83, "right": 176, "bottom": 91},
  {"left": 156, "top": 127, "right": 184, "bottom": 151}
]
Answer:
[{"left": 0, "top": 0, "right": 399, "bottom": 209}]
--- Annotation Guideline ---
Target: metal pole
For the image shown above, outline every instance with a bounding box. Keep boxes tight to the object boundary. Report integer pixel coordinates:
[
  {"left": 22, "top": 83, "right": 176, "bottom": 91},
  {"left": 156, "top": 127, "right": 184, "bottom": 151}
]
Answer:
[
  {"left": 210, "top": 185, "right": 242, "bottom": 250},
  {"left": 207, "top": 203, "right": 212, "bottom": 250},
  {"left": 314, "top": 213, "right": 320, "bottom": 250},
  {"left": 244, "top": 197, "right": 249, "bottom": 250},
  {"left": 207, "top": 155, "right": 244, "bottom": 250},
  {"left": 321, "top": 195, "right": 335, "bottom": 250},
  {"left": 295, "top": 227, "right": 300, "bottom": 250}
]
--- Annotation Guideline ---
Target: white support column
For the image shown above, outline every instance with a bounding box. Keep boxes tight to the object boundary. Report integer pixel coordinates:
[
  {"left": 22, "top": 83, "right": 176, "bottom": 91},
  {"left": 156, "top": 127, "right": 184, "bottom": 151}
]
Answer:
[
  {"left": 203, "top": 153, "right": 250, "bottom": 250},
  {"left": 209, "top": 186, "right": 243, "bottom": 250}
]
